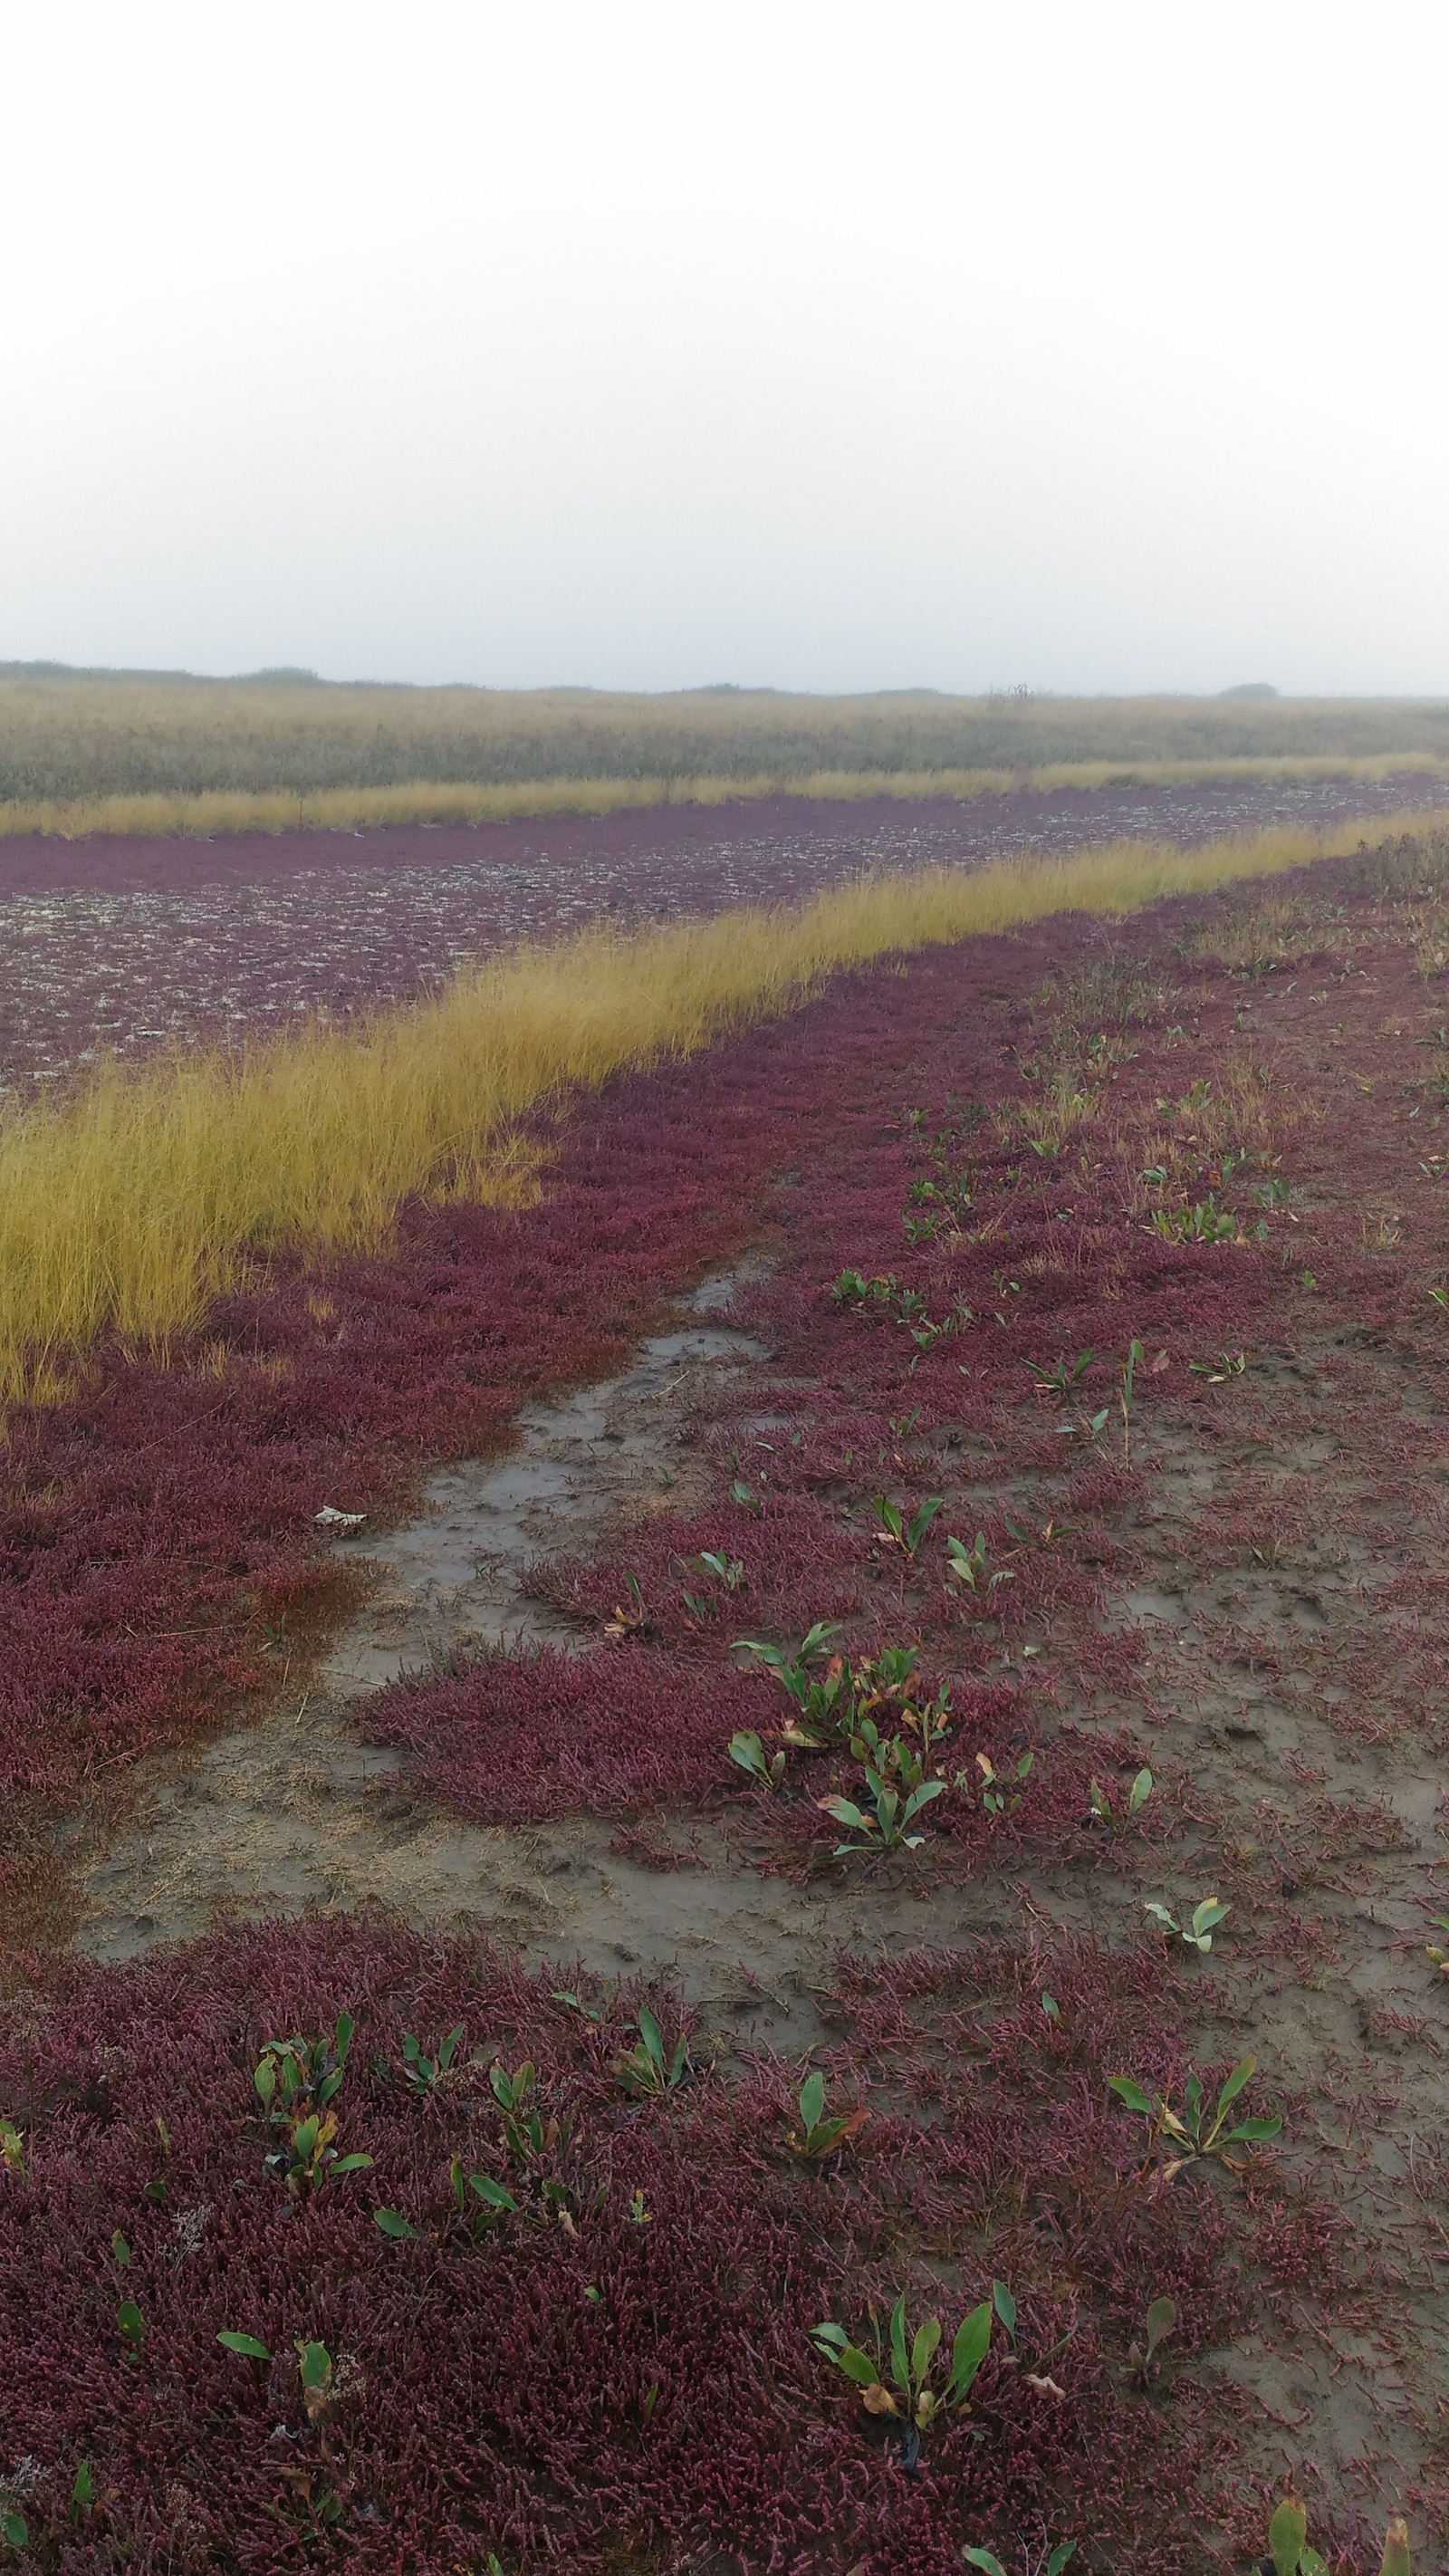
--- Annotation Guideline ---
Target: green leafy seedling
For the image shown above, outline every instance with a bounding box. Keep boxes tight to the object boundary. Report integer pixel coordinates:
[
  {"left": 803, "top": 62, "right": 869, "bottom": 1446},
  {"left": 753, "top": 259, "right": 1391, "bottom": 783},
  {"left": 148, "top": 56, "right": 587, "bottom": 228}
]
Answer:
[
  {"left": 819, "top": 1745, "right": 945, "bottom": 1855},
  {"left": 872, "top": 1493, "right": 944, "bottom": 1557},
  {"left": 1089, "top": 1768, "right": 1153, "bottom": 1833},
  {"left": 792, "top": 2070, "right": 868, "bottom": 2158},
  {"left": 2, "top": 2513, "right": 27, "bottom": 2552},
  {"left": 374, "top": 2207, "right": 421, "bottom": 2241},
  {"left": 1126, "top": 2293, "right": 1176, "bottom": 2383},
  {"left": 69, "top": 2462, "right": 94, "bottom": 2522},
  {"left": 697, "top": 1550, "right": 744, "bottom": 1590},
  {"left": 1144, "top": 1896, "right": 1230, "bottom": 1952},
  {"left": 218, "top": 2330, "right": 272, "bottom": 2360},
  {"left": 734, "top": 1622, "right": 840, "bottom": 1708},
  {"left": 811, "top": 2290, "right": 993, "bottom": 2433},
  {"left": 945, "top": 1530, "right": 1016, "bottom": 1598},
  {"left": 117, "top": 2298, "right": 146, "bottom": 2354},
  {"left": 254, "top": 2012, "right": 355, "bottom": 2120},
  {"left": 615, "top": 2007, "right": 689, "bottom": 2099},
  {"left": 1025, "top": 1348, "right": 1095, "bottom": 1406},
  {"left": 0, "top": 2119, "right": 24, "bottom": 2177},
  {"left": 399, "top": 2024, "right": 465, "bottom": 2092},
  {"left": 729, "top": 1729, "right": 785, "bottom": 1792},
  {"left": 1109, "top": 2053, "right": 1282, "bottom": 2179},
  {"left": 296, "top": 2339, "right": 334, "bottom": 2425},
  {"left": 964, "top": 2548, "right": 1075, "bottom": 2576}
]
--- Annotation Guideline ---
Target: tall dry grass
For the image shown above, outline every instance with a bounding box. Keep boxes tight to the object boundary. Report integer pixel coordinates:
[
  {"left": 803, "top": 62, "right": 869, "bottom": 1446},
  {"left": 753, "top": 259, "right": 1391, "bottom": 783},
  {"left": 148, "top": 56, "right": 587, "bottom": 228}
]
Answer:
[
  {"left": 0, "top": 812, "right": 1439, "bottom": 1402},
  {"left": 3, "top": 754, "right": 1447, "bottom": 842},
  {"left": 4, "top": 665, "right": 1449, "bottom": 831}
]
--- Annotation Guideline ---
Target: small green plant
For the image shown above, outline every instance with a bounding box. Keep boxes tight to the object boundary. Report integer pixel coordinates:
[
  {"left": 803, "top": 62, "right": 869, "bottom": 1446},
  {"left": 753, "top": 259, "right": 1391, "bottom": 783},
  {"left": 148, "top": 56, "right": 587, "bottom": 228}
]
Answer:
[
  {"left": 964, "top": 2546, "right": 1075, "bottom": 2576},
  {"left": 69, "top": 2462, "right": 94, "bottom": 2523},
  {"left": 1126, "top": 2293, "right": 1176, "bottom": 2384},
  {"left": 399, "top": 2024, "right": 465, "bottom": 2093},
  {"left": 1255, "top": 2492, "right": 1403, "bottom": 2576},
  {"left": 961, "top": 1748, "right": 1033, "bottom": 1818},
  {"left": 1089, "top": 1767, "right": 1153, "bottom": 1833},
  {"left": 811, "top": 2290, "right": 993, "bottom": 2437},
  {"left": 264, "top": 2108, "right": 374, "bottom": 2196},
  {"left": 450, "top": 2160, "right": 519, "bottom": 2226},
  {"left": 945, "top": 1530, "right": 1015, "bottom": 1599},
  {"left": 1025, "top": 1349, "right": 1095, "bottom": 1407},
  {"left": 1144, "top": 1896, "right": 1229, "bottom": 1952},
  {"left": 853, "top": 1645, "right": 953, "bottom": 1753},
  {"left": 218, "top": 2329, "right": 273, "bottom": 2360},
  {"left": 728, "top": 1729, "right": 786, "bottom": 1791},
  {"left": 1, "top": 2512, "right": 27, "bottom": 2553},
  {"left": 819, "top": 1733, "right": 945, "bottom": 1855},
  {"left": 116, "top": 2297, "right": 146, "bottom": 2355},
  {"left": 628, "top": 2190, "right": 651, "bottom": 2226},
  {"left": 734, "top": 1621, "right": 840, "bottom": 1706},
  {"left": 0, "top": 2119, "right": 25, "bottom": 2178},
  {"left": 1424, "top": 1912, "right": 1449, "bottom": 1975},
  {"left": 254, "top": 2012, "right": 355, "bottom": 2120},
  {"left": 790, "top": 2070, "right": 868, "bottom": 2158},
  {"left": 296, "top": 2338, "right": 334, "bottom": 2424},
  {"left": 1121, "top": 1338, "right": 1145, "bottom": 1466},
  {"left": 682, "top": 1549, "right": 746, "bottom": 1616},
  {"left": 872, "top": 1493, "right": 944, "bottom": 1557},
  {"left": 1189, "top": 1348, "right": 1246, "bottom": 1381},
  {"left": 615, "top": 2008, "right": 690, "bottom": 2100},
  {"left": 1109, "top": 2053, "right": 1282, "bottom": 2179}
]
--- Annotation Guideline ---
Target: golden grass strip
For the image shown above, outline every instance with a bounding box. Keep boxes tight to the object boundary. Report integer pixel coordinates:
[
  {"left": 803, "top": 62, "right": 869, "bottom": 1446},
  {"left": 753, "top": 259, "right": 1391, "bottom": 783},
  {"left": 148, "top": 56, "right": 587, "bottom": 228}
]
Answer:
[
  {"left": 0, "top": 811, "right": 1442, "bottom": 1403},
  {"left": 3, "top": 755, "right": 1448, "bottom": 842}
]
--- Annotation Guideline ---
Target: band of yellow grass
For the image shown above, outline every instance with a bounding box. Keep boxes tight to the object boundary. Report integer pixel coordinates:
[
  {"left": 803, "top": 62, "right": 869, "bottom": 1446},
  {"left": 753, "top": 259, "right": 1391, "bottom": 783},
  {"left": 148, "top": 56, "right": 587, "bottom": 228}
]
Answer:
[
  {"left": 2, "top": 753, "right": 1446, "bottom": 842},
  {"left": 0, "top": 812, "right": 1439, "bottom": 1404}
]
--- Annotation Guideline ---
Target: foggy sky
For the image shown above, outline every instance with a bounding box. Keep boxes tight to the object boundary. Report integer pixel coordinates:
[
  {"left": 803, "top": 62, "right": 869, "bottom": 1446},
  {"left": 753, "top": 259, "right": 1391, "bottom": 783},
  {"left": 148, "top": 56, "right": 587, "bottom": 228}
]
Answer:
[{"left": 2, "top": 1, "right": 1444, "bottom": 696}]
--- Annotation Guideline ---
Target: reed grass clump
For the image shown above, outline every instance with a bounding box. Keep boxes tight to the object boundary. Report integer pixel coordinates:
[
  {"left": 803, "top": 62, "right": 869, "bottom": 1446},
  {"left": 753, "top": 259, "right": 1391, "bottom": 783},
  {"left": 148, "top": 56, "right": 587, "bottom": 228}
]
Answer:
[{"left": 0, "top": 813, "right": 1440, "bottom": 1401}]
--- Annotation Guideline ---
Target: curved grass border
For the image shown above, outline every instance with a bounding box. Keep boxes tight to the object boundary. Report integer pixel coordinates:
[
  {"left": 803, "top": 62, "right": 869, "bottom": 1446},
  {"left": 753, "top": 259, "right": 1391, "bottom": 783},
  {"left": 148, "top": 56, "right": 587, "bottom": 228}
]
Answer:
[
  {"left": 0, "top": 752, "right": 1445, "bottom": 842},
  {"left": 0, "top": 810, "right": 1442, "bottom": 1402}
]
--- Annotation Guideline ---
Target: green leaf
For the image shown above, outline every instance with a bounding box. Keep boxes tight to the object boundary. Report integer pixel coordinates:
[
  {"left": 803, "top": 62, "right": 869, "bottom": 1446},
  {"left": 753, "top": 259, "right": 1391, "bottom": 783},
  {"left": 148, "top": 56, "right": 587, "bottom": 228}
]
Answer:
[
  {"left": 819, "top": 1796, "right": 868, "bottom": 1830},
  {"left": 117, "top": 2298, "right": 146, "bottom": 2347},
  {"left": 2, "top": 2512, "right": 27, "bottom": 2549},
  {"left": 334, "top": 2013, "right": 355, "bottom": 2063},
  {"left": 992, "top": 2280, "right": 1017, "bottom": 2341},
  {"left": 71, "top": 2461, "right": 95, "bottom": 2515},
  {"left": 254, "top": 2059, "right": 276, "bottom": 2104},
  {"left": 1144, "top": 2294, "right": 1176, "bottom": 2358},
  {"left": 373, "top": 2207, "right": 420, "bottom": 2240},
  {"left": 888, "top": 2291, "right": 910, "bottom": 2392},
  {"left": 1128, "top": 1767, "right": 1153, "bottom": 1813},
  {"left": 1192, "top": 1900, "right": 1230, "bottom": 1939},
  {"left": 1216, "top": 2054, "right": 1257, "bottom": 2115},
  {"left": 298, "top": 2340, "right": 332, "bottom": 2392},
  {"left": 1270, "top": 2496, "right": 1308, "bottom": 2576},
  {"left": 110, "top": 2228, "right": 131, "bottom": 2267},
  {"left": 1046, "top": 2549, "right": 1077, "bottom": 2576},
  {"left": 947, "top": 2299, "right": 993, "bottom": 2404},
  {"left": 1108, "top": 2074, "right": 1156, "bottom": 2116},
  {"left": 810, "top": 2321, "right": 850, "bottom": 2355},
  {"left": 799, "top": 2071, "right": 825, "bottom": 2136},
  {"left": 962, "top": 2555, "right": 1007, "bottom": 2576},
  {"left": 217, "top": 2330, "right": 271, "bottom": 2360},
  {"left": 637, "top": 2008, "right": 665, "bottom": 2071},
  {"left": 1223, "top": 2114, "right": 1283, "bottom": 2145},
  {"left": 468, "top": 2175, "right": 518, "bottom": 2212},
  {"left": 835, "top": 2344, "right": 881, "bottom": 2387},
  {"left": 330, "top": 2153, "right": 374, "bottom": 2177},
  {"left": 910, "top": 2315, "right": 942, "bottom": 2382}
]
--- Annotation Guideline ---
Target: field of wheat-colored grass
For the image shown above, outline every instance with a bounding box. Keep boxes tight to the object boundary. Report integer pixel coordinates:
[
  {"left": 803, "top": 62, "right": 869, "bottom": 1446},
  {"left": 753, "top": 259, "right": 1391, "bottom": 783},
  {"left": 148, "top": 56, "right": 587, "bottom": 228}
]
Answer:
[
  {"left": 0, "top": 811, "right": 1441, "bottom": 1405},
  {"left": 3, "top": 667, "right": 1449, "bottom": 836}
]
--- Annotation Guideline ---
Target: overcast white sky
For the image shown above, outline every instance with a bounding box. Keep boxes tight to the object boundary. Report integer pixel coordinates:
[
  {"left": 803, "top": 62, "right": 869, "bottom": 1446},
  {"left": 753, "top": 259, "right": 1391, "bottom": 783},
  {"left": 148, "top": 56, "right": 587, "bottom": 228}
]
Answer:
[{"left": 2, "top": 2, "right": 1444, "bottom": 696}]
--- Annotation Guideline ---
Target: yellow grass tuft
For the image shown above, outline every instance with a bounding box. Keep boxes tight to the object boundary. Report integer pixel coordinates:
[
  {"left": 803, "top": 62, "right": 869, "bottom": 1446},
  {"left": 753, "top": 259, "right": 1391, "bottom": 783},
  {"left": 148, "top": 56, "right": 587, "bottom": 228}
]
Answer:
[
  {"left": 0, "top": 812, "right": 1442, "bottom": 1403},
  {"left": 2, "top": 755, "right": 1447, "bottom": 843}
]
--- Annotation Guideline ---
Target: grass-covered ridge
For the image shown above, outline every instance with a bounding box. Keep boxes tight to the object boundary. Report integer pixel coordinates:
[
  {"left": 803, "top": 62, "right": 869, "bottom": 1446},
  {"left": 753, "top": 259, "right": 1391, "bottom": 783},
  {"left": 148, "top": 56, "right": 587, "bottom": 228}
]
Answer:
[
  {"left": 0, "top": 812, "right": 1443, "bottom": 1402},
  {"left": 3, "top": 667, "right": 1449, "bottom": 834}
]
